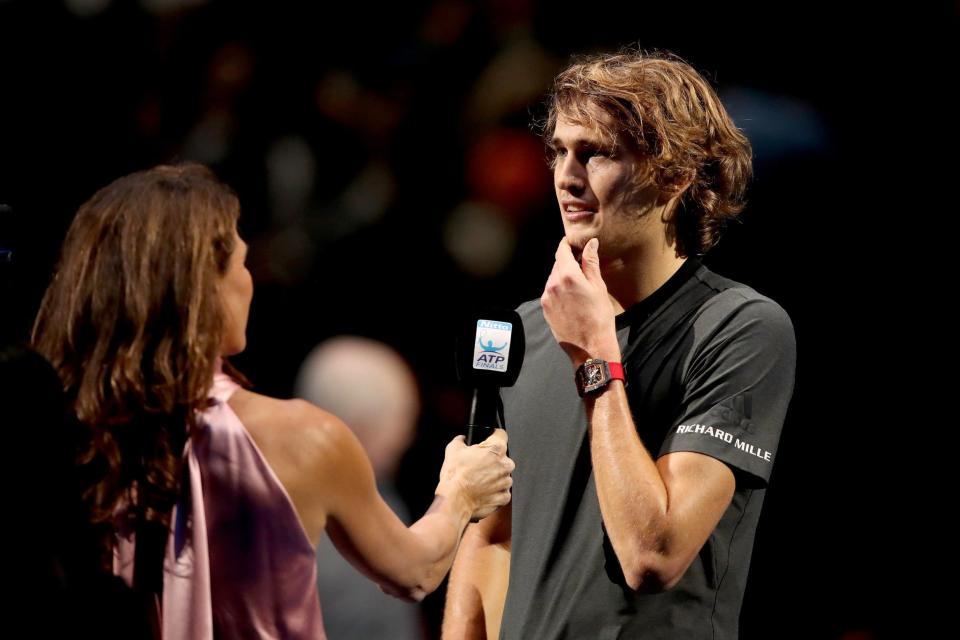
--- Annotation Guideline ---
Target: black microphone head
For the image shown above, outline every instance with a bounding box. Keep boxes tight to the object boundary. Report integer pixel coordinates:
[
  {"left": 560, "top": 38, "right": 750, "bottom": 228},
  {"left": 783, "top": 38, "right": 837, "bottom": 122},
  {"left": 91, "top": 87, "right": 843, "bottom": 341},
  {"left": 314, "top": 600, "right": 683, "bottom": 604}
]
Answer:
[{"left": 455, "top": 307, "right": 525, "bottom": 388}]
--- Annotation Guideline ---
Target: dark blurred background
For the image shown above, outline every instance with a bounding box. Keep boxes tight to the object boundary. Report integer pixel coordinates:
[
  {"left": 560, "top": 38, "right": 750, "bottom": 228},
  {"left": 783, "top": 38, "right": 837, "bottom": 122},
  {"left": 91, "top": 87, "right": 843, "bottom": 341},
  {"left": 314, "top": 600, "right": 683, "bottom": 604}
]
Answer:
[{"left": 1, "top": 1, "right": 947, "bottom": 638}]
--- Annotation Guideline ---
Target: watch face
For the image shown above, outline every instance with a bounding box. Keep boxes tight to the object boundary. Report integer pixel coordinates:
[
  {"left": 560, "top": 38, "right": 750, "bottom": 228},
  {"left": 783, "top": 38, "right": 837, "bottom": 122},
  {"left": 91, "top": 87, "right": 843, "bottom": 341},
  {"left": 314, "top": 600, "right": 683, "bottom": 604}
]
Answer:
[
  {"left": 584, "top": 363, "right": 604, "bottom": 386},
  {"left": 577, "top": 359, "right": 609, "bottom": 396}
]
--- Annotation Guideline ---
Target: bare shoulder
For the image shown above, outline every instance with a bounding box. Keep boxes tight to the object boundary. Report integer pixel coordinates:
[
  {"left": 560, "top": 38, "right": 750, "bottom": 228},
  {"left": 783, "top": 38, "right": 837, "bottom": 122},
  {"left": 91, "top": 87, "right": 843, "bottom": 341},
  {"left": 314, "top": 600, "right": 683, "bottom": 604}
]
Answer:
[
  {"left": 227, "top": 389, "right": 365, "bottom": 481},
  {"left": 226, "top": 389, "right": 373, "bottom": 542}
]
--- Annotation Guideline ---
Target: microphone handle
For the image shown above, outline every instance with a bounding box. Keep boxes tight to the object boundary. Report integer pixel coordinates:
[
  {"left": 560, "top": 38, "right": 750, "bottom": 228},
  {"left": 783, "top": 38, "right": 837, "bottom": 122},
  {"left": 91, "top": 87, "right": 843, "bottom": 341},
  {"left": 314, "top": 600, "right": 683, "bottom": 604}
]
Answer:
[
  {"left": 466, "top": 386, "right": 499, "bottom": 445},
  {"left": 466, "top": 424, "right": 494, "bottom": 446}
]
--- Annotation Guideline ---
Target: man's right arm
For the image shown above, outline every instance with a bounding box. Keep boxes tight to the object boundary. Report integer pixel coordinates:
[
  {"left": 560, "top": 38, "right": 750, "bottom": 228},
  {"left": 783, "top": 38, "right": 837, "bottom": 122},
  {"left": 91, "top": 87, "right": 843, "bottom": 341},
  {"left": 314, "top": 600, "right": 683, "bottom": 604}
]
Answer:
[{"left": 442, "top": 501, "right": 512, "bottom": 640}]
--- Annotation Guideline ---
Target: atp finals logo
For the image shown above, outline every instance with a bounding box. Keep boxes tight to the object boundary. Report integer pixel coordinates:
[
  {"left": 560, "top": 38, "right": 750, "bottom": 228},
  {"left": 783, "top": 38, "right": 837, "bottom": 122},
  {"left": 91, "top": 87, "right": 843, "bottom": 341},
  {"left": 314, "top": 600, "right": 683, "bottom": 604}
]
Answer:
[{"left": 473, "top": 319, "right": 512, "bottom": 373}]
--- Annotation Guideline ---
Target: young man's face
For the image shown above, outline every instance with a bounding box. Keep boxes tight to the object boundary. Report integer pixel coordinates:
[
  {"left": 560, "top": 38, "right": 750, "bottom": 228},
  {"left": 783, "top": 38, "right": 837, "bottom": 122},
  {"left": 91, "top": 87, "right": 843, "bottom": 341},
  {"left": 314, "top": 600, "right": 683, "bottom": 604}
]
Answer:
[{"left": 550, "top": 113, "right": 661, "bottom": 261}]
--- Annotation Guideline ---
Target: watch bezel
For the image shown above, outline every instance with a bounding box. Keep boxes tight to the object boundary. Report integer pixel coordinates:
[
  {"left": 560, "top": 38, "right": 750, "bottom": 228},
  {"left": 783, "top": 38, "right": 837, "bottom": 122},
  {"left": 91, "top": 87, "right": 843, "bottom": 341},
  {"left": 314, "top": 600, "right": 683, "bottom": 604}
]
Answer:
[{"left": 577, "top": 358, "right": 612, "bottom": 397}]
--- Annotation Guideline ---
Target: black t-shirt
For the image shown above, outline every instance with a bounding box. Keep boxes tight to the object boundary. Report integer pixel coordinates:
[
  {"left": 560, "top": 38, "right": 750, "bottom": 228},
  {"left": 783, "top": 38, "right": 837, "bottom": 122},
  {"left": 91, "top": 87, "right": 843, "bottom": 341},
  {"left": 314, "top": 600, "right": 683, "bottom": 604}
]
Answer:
[{"left": 499, "top": 259, "right": 796, "bottom": 640}]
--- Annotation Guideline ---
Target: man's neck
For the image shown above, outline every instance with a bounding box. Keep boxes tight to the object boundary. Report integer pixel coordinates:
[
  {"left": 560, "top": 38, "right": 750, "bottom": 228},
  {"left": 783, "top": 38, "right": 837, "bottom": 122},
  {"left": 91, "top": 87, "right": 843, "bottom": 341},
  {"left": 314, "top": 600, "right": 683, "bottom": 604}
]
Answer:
[{"left": 601, "top": 243, "right": 687, "bottom": 314}]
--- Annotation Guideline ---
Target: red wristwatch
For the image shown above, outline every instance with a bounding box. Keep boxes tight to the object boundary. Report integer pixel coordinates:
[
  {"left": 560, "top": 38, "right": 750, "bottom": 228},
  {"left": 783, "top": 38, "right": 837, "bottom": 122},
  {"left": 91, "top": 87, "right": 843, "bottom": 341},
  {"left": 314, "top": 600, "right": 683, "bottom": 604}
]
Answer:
[{"left": 574, "top": 358, "right": 625, "bottom": 397}]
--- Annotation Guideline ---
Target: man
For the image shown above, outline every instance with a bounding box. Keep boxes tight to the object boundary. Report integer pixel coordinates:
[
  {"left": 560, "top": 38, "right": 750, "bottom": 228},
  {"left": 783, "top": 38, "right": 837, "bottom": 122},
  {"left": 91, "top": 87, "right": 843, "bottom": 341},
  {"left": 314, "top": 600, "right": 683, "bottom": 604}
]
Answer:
[{"left": 443, "top": 51, "right": 796, "bottom": 640}]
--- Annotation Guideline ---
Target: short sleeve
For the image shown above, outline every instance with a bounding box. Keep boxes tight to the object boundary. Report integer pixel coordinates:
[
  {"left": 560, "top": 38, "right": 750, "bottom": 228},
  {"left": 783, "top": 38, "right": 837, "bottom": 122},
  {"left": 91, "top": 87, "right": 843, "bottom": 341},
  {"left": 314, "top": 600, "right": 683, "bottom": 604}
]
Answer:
[{"left": 659, "top": 291, "right": 796, "bottom": 486}]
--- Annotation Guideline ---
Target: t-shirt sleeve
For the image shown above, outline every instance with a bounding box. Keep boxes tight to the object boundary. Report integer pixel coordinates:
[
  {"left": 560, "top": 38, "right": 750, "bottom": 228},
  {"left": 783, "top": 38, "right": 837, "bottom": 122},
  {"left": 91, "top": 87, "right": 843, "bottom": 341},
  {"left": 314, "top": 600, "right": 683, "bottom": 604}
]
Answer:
[{"left": 659, "top": 292, "right": 796, "bottom": 486}]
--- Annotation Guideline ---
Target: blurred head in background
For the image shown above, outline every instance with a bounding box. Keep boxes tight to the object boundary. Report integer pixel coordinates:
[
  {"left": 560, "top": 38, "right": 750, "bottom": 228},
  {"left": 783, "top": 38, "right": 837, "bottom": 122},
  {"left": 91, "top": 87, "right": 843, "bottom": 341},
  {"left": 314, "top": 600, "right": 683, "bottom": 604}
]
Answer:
[{"left": 296, "top": 336, "right": 420, "bottom": 479}]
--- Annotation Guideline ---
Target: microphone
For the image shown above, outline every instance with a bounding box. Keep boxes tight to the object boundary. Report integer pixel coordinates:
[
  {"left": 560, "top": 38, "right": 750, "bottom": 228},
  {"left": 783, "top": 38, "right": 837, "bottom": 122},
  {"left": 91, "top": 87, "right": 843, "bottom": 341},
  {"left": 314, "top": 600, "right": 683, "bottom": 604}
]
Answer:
[{"left": 455, "top": 308, "right": 525, "bottom": 445}]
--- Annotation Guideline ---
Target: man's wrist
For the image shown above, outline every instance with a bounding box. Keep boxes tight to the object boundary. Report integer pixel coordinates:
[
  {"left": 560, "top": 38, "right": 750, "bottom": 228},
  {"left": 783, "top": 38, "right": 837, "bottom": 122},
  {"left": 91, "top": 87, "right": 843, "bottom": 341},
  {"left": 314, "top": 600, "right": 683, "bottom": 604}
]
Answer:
[{"left": 571, "top": 345, "right": 621, "bottom": 369}]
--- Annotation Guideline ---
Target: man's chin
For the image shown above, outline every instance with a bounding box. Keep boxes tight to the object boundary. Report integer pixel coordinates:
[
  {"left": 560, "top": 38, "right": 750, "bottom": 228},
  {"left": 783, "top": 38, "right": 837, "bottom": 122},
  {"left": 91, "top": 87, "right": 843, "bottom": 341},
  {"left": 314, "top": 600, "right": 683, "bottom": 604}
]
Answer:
[{"left": 564, "top": 233, "right": 593, "bottom": 260}]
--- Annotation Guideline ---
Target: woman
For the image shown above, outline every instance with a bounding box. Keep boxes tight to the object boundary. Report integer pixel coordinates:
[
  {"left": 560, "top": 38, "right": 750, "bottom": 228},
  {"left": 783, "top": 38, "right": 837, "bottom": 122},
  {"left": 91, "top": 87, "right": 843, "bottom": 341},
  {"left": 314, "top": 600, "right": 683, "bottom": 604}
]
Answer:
[{"left": 32, "top": 164, "right": 513, "bottom": 639}]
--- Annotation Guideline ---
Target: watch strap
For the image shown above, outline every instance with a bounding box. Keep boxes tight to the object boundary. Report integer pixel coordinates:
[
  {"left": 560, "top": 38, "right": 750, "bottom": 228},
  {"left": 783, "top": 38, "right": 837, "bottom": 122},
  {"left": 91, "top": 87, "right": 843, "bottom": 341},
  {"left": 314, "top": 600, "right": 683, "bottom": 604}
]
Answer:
[{"left": 607, "top": 361, "right": 625, "bottom": 382}]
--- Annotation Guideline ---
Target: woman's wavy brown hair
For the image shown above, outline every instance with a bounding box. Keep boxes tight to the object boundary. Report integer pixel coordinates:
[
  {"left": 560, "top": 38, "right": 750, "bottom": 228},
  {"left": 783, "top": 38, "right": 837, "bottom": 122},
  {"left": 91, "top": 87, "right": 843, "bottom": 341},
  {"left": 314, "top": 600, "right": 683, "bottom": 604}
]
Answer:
[
  {"left": 544, "top": 50, "right": 753, "bottom": 257},
  {"left": 32, "top": 163, "right": 240, "bottom": 588}
]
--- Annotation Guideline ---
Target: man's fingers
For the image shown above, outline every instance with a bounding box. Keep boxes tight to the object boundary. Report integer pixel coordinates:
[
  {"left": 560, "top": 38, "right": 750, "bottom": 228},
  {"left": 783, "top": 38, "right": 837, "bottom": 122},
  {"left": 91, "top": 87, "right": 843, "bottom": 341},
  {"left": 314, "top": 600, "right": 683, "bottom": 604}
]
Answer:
[
  {"left": 556, "top": 236, "right": 578, "bottom": 264},
  {"left": 580, "top": 237, "right": 602, "bottom": 283}
]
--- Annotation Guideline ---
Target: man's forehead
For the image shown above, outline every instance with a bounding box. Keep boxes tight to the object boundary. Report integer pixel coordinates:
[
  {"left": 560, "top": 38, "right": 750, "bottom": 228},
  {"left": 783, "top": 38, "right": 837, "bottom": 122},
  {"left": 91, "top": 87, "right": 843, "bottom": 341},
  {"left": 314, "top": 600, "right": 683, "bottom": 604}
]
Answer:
[{"left": 552, "top": 115, "right": 617, "bottom": 147}]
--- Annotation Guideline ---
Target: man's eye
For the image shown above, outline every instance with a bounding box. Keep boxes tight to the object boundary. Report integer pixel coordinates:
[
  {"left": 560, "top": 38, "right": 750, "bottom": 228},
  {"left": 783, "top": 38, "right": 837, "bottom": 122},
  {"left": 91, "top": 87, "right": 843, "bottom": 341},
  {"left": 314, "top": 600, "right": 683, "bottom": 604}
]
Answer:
[{"left": 578, "top": 149, "right": 603, "bottom": 163}]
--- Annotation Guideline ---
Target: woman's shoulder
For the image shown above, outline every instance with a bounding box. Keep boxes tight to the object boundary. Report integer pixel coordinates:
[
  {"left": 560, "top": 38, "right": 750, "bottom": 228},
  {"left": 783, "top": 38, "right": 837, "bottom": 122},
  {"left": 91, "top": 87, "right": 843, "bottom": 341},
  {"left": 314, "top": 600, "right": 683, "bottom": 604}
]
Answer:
[
  {"left": 227, "top": 389, "right": 363, "bottom": 473},
  {"left": 226, "top": 389, "right": 368, "bottom": 544}
]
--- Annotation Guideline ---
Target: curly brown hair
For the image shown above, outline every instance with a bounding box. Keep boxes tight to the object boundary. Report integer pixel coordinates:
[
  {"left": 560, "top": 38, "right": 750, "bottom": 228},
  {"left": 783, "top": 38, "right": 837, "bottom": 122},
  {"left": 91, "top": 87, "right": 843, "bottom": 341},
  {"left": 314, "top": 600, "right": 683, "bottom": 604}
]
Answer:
[
  {"left": 544, "top": 50, "right": 753, "bottom": 256},
  {"left": 32, "top": 164, "right": 240, "bottom": 589}
]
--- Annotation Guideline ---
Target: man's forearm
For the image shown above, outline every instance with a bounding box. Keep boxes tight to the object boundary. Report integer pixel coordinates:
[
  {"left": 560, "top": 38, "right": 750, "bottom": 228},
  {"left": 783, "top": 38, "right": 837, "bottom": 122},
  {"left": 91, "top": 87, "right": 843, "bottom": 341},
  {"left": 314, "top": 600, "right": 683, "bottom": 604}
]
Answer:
[
  {"left": 586, "top": 382, "right": 736, "bottom": 592},
  {"left": 586, "top": 382, "right": 671, "bottom": 590}
]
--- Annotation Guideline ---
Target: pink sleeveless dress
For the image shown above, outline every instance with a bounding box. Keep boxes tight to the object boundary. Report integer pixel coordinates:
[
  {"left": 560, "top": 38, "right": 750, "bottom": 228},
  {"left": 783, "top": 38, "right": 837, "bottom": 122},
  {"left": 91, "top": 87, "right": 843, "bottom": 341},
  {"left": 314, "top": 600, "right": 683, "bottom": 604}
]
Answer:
[{"left": 116, "top": 370, "right": 326, "bottom": 639}]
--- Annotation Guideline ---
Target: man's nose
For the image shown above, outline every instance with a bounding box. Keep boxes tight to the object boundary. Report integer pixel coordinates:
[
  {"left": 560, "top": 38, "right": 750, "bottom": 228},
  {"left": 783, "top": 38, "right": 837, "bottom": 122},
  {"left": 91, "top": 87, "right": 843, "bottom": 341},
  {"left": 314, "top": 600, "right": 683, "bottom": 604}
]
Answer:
[{"left": 555, "top": 156, "right": 586, "bottom": 195}]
